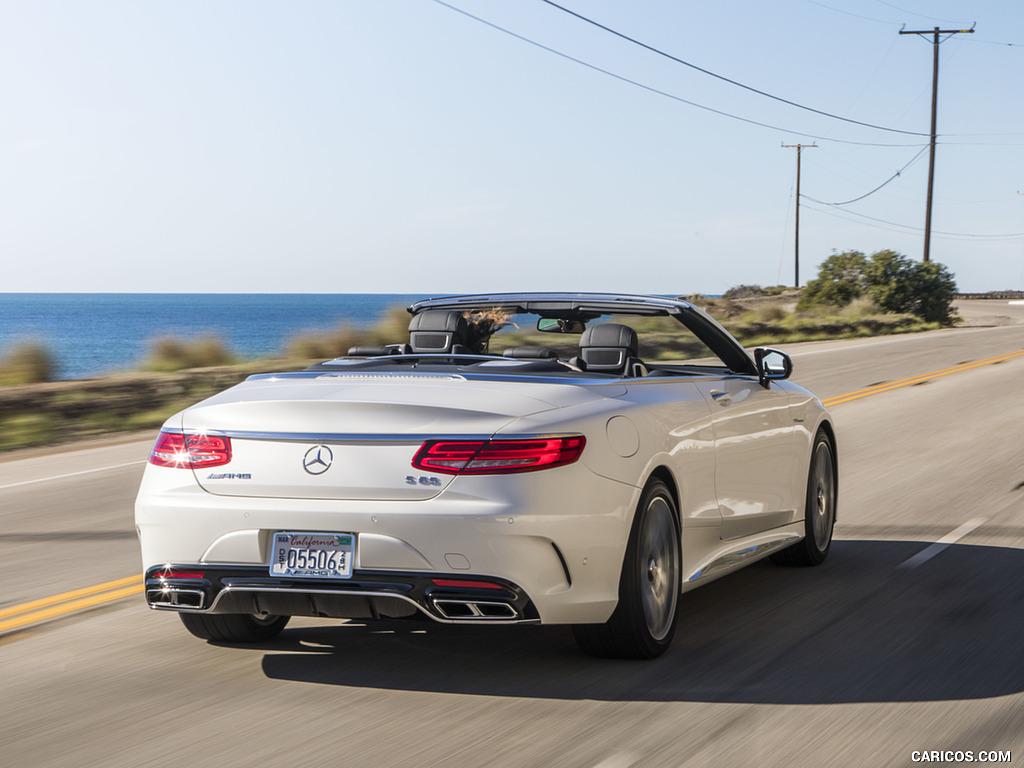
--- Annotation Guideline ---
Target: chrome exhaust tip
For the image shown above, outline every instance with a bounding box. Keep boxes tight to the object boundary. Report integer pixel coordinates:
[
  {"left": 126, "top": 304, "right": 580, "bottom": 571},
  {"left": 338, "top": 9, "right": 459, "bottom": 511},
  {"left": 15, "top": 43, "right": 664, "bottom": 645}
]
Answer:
[
  {"left": 147, "top": 587, "right": 205, "bottom": 610},
  {"left": 432, "top": 599, "right": 518, "bottom": 620}
]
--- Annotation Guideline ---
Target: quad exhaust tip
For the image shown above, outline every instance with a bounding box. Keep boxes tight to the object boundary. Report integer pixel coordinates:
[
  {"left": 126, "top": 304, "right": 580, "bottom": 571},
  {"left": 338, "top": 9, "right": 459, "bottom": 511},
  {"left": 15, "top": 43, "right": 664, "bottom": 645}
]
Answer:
[
  {"left": 432, "top": 599, "right": 518, "bottom": 620},
  {"left": 147, "top": 587, "right": 205, "bottom": 610}
]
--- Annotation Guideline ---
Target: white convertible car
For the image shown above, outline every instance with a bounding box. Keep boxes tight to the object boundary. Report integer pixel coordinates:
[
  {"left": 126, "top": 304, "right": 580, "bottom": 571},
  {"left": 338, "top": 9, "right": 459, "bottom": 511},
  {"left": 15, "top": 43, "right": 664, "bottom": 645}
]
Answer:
[{"left": 135, "top": 293, "right": 837, "bottom": 658}]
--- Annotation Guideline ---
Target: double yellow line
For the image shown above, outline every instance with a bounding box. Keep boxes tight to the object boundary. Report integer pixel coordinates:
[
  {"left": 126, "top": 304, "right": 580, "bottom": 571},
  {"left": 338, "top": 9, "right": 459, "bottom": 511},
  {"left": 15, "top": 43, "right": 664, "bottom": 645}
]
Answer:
[
  {"left": 821, "top": 349, "right": 1024, "bottom": 408},
  {"left": 3, "top": 348, "right": 1021, "bottom": 637},
  {"left": 0, "top": 574, "right": 143, "bottom": 636}
]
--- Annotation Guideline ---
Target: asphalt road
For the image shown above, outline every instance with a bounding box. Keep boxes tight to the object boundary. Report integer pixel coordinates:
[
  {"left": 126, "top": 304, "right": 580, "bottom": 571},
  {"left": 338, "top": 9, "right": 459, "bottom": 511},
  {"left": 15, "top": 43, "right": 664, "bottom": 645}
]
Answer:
[{"left": 2, "top": 303, "right": 1023, "bottom": 768}]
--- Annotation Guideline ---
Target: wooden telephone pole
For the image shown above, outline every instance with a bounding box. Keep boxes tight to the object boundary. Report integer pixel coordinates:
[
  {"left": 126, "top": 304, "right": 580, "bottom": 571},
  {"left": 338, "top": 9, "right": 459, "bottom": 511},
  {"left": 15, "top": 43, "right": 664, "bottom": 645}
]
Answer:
[
  {"left": 899, "top": 24, "right": 975, "bottom": 262},
  {"left": 782, "top": 143, "right": 816, "bottom": 287}
]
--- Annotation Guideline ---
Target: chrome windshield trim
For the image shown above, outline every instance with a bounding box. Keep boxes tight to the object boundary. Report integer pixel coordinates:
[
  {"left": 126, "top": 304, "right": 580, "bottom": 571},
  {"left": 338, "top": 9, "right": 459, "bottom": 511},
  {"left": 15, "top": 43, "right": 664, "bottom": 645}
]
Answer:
[{"left": 408, "top": 292, "right": 691, "bottom": 316}]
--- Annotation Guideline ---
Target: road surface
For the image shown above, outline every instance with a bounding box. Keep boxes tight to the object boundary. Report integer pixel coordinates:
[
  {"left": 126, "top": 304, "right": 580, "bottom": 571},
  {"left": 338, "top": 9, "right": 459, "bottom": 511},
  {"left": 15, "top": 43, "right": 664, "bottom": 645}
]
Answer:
[{"left": 2, "top": 304, "right": 1023, "bottom": 767}]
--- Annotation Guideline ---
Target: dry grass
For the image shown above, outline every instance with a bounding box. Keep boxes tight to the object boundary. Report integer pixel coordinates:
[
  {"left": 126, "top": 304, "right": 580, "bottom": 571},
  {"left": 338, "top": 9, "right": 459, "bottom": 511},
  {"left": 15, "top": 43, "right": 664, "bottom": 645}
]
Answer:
[
  {"left": 144, "top": 335, "right": 233, "bottom": 372},
  {"left": 0, "top": 341, "right": 56, "bottom": 385},
  {"left": 286, "top": 325, "right": 363, "bottom": 360}
]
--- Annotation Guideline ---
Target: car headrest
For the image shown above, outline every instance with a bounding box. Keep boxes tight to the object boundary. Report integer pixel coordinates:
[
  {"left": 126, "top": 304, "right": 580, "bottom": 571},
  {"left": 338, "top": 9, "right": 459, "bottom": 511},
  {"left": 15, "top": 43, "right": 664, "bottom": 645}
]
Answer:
[
  {"left": 578, "top": 323, "right": 639, "bottom": 372},
  {"left": 408, "top": 310, "right": 469, "bottom": 354}
]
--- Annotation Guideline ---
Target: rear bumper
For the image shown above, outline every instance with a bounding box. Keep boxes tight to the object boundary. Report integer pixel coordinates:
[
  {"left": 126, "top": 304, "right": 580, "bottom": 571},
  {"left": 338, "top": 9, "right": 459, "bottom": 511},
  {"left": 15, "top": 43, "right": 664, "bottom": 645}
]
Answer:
[{"left": 144, "top": 565, "right": 540, "bottom": 625}]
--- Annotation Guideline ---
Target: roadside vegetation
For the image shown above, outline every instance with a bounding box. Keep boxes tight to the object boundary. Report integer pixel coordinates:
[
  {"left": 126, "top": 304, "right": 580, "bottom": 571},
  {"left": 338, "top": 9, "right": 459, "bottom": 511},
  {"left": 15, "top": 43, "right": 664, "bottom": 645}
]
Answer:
[
  {"left": 0, "top": 251, "right": 961, "bottom": 451},
  {"left": 144, "top": 335, "right": 234, "bottom": 372},
  {"left": 0, "top": 341, "right": 56, "bottom": 385},
  {"left": 796, "top": 249, "right": 958, "bottom": 325}
]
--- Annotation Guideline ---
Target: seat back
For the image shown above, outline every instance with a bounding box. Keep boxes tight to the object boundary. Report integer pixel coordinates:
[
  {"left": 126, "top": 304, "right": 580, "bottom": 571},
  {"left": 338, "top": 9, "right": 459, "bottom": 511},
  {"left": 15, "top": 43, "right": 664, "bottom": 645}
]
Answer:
[
  {"left": 408, "top": 310, "right": 470, "bottom": 354},
  {"left": 577, "top": 323, "right": 642, "bottom": 375}
]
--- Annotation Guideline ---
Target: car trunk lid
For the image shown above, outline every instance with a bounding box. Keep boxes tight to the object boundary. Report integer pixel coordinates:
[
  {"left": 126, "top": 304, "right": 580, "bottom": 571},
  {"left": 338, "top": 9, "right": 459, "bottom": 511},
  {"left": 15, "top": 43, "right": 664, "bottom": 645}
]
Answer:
[{"left": 181, "top": 372, "right": 614, "bottom": 501}]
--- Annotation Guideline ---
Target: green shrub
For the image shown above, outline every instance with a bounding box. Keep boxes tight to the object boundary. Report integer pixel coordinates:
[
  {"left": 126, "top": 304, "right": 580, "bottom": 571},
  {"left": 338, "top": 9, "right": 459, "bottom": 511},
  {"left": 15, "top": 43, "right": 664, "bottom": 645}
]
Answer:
[
  {"left": 0, "top": 341, "right": 56, "bottom": 385},
  {"left": 797, "top": 251, "right": 870, "bottom": 310},
  {"left": 145, "top": 335, "right": 233, "bottom": 371},
  {"left": 799, "top": 249, "right": 958, "bottom": 326},
  {"left": 723, "top": 285, "right": 768, "bottom": 299},
  {"left": 286, "top": 325, "right": 363, "bottom": 360},
  {"left": 364, "top": 305, "right": 415, "bottom": 347}
]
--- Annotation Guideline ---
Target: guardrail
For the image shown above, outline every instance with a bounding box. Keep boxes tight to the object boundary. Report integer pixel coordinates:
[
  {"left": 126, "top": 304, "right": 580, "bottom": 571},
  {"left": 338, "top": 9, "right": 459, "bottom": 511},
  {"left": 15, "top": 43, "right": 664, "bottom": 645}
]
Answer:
[{"left": 956, "top": 292, "right": 1024, "bottom": 300}]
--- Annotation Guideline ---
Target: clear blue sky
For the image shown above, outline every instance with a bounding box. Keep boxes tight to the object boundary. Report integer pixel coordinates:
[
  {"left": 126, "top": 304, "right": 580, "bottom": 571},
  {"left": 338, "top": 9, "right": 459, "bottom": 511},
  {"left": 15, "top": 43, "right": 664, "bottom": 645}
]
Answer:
[{"left": 2, "top": 0, "right": 1022, "bottom": 294}]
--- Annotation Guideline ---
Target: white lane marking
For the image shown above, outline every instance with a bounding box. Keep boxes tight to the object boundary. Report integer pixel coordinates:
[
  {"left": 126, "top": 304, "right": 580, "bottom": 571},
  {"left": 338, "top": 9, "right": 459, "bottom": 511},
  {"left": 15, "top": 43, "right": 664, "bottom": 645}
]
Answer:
[
  {"left": 0, "top": 461, "right": 147, "bottom": 491},
  {"left": 898, "top": 518, "right": 987, "bottom": 570}
]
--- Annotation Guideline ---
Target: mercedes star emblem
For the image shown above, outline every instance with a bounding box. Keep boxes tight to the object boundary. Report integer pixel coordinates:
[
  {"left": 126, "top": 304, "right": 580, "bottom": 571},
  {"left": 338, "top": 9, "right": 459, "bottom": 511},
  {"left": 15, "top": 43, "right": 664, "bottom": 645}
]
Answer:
[{"left": 302, "top": 445, "right": 333, "bottom": 475}]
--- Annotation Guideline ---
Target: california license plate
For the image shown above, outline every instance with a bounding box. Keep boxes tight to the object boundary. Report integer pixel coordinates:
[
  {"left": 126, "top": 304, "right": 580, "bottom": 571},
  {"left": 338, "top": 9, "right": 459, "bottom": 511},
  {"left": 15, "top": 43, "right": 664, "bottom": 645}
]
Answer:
[{"left": 269, "top": 532, "right": 354, "bottom": 579}]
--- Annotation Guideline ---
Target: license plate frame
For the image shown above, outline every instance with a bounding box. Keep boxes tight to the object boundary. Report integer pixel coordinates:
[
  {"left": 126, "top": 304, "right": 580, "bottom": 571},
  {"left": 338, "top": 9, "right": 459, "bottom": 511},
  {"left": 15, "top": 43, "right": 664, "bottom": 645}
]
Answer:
[{"left": 269, "top": 532, "right": 354, "bottom": 579}]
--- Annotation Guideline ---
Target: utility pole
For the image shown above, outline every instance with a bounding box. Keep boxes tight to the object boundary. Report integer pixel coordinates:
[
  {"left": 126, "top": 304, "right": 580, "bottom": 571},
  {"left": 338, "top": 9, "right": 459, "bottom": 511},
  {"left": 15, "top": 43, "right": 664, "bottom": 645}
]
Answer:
[
  {"left": 899, "top": 24, "right": 975, "bottom": 262},
  {"left": 782, "top": 143, "right": 816, "bottom": 287}
]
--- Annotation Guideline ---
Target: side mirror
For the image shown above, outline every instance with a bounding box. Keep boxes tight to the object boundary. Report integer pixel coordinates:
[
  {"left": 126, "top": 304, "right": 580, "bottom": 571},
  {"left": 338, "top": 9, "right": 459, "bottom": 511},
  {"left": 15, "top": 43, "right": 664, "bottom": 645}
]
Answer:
[{"left": 754, "top": 347, "right": 793, "bottom": 388}]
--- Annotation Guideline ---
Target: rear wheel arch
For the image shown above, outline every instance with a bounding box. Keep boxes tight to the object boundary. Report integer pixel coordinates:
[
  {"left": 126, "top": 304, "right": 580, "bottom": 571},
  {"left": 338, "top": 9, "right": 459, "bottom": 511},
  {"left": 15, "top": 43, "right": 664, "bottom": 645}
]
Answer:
[{"left": 646, "top": 465, "right": 682, "bottom": 531}]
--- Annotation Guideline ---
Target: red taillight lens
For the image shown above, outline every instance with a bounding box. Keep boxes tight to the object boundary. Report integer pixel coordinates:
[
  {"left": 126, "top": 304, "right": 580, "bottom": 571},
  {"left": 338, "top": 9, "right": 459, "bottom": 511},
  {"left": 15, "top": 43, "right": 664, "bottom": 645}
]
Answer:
[
  {"left": 149, "top": 431, "right": 231, "bottom": 469},
  {"left": 158, "top": 570, "right": 207, "bottom": 579},
  {"left": 412, "top": 436, "right": 585, "bottom": 475},
  {"left": 431, "top": 579, "right": 504, "bottom": 590}
]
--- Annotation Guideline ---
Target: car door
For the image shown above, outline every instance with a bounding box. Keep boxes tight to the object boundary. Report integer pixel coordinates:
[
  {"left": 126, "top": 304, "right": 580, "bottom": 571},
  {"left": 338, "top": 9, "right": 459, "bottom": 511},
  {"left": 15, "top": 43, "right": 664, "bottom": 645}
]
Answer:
[{"left": 693, "top": 376, "right": 803, "bottom": 541}]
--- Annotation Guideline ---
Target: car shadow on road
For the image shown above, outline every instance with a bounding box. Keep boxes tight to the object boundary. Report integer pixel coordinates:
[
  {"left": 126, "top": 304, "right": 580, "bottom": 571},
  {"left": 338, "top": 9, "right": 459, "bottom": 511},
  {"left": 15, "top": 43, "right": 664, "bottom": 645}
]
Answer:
[{"left": 257, "top": 539, "right": 1024, "bottom": 704}]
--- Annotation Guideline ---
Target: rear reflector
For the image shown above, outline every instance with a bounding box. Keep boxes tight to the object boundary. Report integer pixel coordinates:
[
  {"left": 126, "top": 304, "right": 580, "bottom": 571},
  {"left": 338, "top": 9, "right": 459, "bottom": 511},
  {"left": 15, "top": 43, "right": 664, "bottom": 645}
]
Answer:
[
  {"left": 412, "top": 436, "right": 585, "bottom": 475},
  {"left": 431, "top": 579, "right": 504, "bottom": 590},
  {"left": 157, "top": 570, "right": 207, "bottom": 579},
  {"left": 149, "top": 431, "right": 232, "bottom": 469}
]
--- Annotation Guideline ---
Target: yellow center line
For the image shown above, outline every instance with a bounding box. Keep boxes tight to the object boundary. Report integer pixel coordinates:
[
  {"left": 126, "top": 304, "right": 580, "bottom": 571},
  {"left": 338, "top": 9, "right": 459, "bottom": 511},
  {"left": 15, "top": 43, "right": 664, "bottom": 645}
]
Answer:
[
  {"left": 0, "top": 574, "right": 144, "bottom": 635},
  {"left": 822, "top": 350, "right": 1024, "bottom": 408}
]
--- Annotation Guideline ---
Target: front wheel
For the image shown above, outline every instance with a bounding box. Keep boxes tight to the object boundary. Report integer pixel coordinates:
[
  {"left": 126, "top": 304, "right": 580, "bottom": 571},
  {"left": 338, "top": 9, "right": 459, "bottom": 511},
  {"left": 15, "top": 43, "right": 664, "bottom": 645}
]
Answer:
[
  {"left": 179, "top": 612, "right": 289, "bottom": 643},
  {"left": 772, "top": 430, "right": 837, "bottom": 567},
  {"left": 573, "top": 479, "right": 681, "bottom": 659}
]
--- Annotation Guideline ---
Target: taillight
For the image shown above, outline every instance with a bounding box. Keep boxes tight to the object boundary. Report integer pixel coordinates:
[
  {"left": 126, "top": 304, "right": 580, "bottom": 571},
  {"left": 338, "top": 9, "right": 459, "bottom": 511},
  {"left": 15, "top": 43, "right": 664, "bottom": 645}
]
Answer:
[
  {"left": 149, "top": 431, "right": 232, "bottom": 469},
  {"left": 412, "top": 436, "right": 585, "bottom": 475}
]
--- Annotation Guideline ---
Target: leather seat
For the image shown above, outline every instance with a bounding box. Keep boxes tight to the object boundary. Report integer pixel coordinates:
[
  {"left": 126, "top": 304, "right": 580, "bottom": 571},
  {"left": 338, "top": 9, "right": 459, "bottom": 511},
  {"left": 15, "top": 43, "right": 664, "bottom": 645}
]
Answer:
[
  {"left": 576, "top": 323, "right": 645, "bottom": 376},
  {"left": 408, "top": 310, "right": 471, "bottom": 354}
]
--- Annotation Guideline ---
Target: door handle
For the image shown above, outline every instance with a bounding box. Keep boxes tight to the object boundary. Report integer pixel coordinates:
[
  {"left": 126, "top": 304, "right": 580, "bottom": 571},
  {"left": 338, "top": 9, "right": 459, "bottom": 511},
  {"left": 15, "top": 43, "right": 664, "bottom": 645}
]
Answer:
[{"left": 709, "top": 389, "right": 732, "bottom": 406}]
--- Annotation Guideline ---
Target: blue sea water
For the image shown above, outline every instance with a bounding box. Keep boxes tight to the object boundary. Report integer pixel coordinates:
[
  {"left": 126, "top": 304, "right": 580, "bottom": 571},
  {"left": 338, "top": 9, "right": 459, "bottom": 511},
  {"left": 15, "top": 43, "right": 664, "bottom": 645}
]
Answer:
[{"left": 0, "top": 294, "right": 429, "bottom": 381}]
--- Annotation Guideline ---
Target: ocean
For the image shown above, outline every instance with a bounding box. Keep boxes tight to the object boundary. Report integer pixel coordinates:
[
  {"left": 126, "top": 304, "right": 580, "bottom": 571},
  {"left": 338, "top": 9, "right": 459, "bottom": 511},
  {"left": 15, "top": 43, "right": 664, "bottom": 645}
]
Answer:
[{"left": 0, "top": 293, "right": 430, "bottom": 381}]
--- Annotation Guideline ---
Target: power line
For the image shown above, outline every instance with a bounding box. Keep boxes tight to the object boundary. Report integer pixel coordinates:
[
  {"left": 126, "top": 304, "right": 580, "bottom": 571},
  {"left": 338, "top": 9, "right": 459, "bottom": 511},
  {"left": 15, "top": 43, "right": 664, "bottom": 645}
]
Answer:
[
  {"left": 802, "top": 0, "right": 896, "bottom": 26},
  {"left": 804, "top": 145, "right": 929, "bottom": 206},
  {"left": 539, "top": 0, "right": 929, "bottom": 137},
  {"left": 874, "top": 0, "right": 970, "bottom": 26},
  {"left": 802, "top": 200, "right": 1024, "bottom": 240},
  {"left": 430, "top": 1, "right": 924, "bottom": 147}
]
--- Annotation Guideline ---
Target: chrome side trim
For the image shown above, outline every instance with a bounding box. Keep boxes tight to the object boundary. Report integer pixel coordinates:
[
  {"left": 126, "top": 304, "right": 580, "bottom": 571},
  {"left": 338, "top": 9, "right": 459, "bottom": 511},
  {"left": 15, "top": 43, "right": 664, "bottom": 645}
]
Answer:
[{"left": 686, "top": 537, "right": 798, "bottom": 583}]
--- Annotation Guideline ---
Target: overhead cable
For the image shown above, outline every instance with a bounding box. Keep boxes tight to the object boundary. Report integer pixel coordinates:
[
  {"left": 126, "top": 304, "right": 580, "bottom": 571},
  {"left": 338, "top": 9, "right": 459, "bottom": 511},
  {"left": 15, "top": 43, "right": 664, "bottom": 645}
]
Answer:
[
  {"left": 538, "top": 0, "right": 928, "bottom": 137},
  {"left": 873, "top": 0, "right": 971, "bottom": 26},
  {"left": 802, "top": 201, "right": 1024, "bottom": 240},
  {"left": 803, "top": 145, "right": 929, "bottom": 206},
  {"left": 431, "top": 1, "right": 924, "bottom": 148}
]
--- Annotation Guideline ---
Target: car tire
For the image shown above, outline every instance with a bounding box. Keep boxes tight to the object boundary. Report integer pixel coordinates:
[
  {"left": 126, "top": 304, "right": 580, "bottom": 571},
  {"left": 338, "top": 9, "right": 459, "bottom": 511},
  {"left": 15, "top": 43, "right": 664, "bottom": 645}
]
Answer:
[
  {"left": 178, "top": 612, "right": 290, "bottom": 643},
  {"left": 771, "top": 429, "right": 836, "bottom": 567},
  {"left": 573, "top": 478, "right": 681, "bottom": 659}
]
